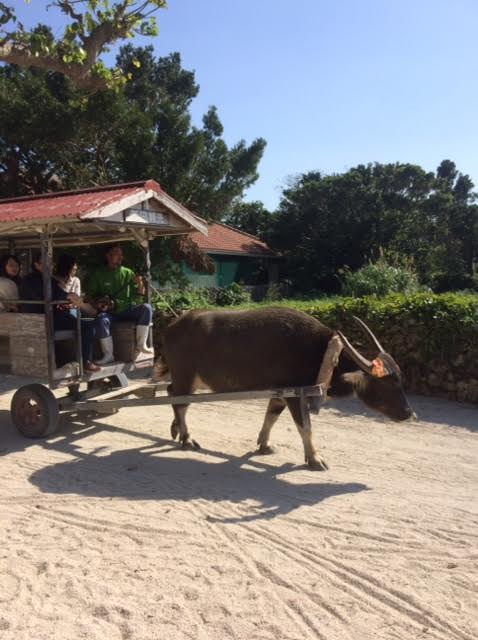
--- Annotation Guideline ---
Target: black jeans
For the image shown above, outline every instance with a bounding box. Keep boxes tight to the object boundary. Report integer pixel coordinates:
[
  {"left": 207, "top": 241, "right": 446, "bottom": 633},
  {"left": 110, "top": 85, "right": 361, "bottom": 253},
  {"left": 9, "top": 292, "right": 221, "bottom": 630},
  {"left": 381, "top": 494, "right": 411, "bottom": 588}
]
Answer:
[{"left": 54, "top": 312, "right": 96, "bottom": 364}]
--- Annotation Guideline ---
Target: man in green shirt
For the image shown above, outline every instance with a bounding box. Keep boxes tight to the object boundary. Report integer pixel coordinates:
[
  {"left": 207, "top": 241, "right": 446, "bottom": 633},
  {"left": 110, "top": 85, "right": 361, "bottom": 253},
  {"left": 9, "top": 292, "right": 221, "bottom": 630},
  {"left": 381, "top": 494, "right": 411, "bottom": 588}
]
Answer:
[{"left": 88, "top": 244, "right": 153, "bottom": 364}]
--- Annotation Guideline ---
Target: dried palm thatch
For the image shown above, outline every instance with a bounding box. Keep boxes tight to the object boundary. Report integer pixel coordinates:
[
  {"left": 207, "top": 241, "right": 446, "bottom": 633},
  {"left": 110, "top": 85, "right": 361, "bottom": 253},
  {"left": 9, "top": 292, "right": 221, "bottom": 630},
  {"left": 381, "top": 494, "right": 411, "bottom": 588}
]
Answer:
[{"left": 170, "top": 236, "right": 216, "bottom": 274}]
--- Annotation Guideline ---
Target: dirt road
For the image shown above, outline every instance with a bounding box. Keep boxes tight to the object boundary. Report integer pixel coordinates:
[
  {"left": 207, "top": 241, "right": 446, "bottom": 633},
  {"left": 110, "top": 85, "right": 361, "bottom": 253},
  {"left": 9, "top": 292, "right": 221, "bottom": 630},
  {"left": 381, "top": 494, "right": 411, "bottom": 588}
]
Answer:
[{"left": 0, "top": 375, "right": 477, "bottom": 639}]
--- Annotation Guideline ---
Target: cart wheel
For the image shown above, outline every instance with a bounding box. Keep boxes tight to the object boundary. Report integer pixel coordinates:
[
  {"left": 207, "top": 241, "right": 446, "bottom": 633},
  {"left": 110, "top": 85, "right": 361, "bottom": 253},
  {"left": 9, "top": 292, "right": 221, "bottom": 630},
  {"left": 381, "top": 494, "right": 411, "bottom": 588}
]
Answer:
[{"left": 11, "top": 384, "right": 60, "bottom": 438}]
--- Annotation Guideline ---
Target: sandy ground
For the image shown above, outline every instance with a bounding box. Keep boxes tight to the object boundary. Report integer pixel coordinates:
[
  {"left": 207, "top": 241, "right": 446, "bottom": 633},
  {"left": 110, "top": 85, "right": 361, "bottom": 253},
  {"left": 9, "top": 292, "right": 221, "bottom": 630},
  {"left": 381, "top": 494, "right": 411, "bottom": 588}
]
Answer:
[{"left": 0, "top": 375, "right": 477, "bottom": 640}]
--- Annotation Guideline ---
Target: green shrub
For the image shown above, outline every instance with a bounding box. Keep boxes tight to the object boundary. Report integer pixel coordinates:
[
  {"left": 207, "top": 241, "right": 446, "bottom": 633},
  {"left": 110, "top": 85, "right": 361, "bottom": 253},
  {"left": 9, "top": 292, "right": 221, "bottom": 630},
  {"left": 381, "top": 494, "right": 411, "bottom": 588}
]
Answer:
[
  {"left": 152, "top": 287, "right": 212, "bottom": 312},
  {"left": 215, "top": 283, "right": 251, "bottom": 306},
  {"left": 341, "top": 259, "right": 423, "bottom": 297},
  {"left": 264, "top": 283, "right": 284, "bottom": 302}
]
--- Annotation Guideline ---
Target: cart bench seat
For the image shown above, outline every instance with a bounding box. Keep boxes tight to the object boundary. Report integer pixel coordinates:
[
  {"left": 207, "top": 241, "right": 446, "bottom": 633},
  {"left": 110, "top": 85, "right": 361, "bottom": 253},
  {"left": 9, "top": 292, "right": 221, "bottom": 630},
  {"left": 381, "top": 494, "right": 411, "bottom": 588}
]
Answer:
[{"left": 54, "top": 329, "right": 77, "bottom": 341}]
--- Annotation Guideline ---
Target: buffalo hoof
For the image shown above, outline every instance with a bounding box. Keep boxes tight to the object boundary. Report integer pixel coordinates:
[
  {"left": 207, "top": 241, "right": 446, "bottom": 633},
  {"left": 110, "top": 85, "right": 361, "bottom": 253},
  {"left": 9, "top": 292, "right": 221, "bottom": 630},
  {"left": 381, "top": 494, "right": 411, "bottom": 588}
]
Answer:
[
  {"left": 180, "top": 436, "right": 201, "bottom": 450},
  {"left": 307, "top": 456, "right": 329, "bottom": 471},
  {"left": 256, "top": 444, "right": 276, "bottom": 456}
]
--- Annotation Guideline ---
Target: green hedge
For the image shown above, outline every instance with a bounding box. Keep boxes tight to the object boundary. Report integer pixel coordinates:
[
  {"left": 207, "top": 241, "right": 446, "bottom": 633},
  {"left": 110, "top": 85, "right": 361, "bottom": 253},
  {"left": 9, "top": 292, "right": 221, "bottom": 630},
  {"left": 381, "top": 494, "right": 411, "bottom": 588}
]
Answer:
[
  {"left": 302, "top": 292, "right": 478, "bottom": 353},
  {"left": 224, "top": 292, "right": 478, "bottom": 343}
]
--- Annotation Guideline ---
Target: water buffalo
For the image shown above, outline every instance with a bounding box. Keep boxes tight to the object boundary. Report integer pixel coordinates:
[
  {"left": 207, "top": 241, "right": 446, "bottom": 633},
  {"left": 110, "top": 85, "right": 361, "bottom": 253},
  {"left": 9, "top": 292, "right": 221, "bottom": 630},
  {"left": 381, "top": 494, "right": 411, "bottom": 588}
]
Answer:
[{"left": 153, "top": 307, "right": 415, "bottom": 470}]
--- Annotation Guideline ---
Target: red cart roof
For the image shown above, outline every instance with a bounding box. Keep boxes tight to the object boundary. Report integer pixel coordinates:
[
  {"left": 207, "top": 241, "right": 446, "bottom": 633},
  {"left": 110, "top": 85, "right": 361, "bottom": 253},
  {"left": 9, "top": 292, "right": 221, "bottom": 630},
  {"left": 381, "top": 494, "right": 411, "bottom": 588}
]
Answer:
[
  {"left": 0, "top": 180, "right": 207, "bottom": 248},
  {"left": 0, "top": 182, "right": 146, "bottom": 222}
]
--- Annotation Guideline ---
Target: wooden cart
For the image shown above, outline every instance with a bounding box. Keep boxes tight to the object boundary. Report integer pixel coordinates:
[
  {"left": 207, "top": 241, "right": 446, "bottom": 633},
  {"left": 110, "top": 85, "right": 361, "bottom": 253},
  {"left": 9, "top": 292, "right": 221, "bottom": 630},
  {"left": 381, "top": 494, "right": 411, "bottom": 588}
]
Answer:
[{"left": 0, "top": 181, "right": 328, "bottom": 439}]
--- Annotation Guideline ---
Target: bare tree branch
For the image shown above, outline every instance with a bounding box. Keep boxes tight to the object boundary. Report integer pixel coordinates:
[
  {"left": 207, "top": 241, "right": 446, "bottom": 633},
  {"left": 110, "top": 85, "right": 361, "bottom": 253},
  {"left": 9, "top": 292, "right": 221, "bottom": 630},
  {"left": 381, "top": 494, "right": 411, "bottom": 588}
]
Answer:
[{"left": 0, "top": 42, "right": 107, "bottom": 91}]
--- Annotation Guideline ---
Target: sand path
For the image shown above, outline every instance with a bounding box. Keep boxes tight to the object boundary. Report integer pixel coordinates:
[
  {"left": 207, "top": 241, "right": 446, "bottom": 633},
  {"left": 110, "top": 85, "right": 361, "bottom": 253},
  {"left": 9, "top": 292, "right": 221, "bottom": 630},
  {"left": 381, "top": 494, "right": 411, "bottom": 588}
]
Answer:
[{"left": 0, "top": 376, "right": 477, "bottom": 639}]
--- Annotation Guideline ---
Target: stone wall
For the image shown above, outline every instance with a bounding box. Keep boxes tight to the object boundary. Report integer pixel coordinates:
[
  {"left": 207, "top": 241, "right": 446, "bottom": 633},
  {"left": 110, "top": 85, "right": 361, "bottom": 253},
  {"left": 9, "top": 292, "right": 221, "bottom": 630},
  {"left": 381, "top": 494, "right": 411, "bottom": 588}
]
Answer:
[{"left": 369, "top": 323, "right": 478, "bottom": 404}]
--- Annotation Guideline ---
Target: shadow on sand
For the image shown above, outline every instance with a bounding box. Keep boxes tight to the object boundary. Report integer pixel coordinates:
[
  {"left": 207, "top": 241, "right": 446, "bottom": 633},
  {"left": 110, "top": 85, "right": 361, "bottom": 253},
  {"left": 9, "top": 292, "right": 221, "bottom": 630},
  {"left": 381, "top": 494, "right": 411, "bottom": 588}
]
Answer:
[
  {"left": 0, "top": 408, "right": 368, "bottom": 523},
  {"left": 325, "top": 394, "right": 478, "bottom": 433}
]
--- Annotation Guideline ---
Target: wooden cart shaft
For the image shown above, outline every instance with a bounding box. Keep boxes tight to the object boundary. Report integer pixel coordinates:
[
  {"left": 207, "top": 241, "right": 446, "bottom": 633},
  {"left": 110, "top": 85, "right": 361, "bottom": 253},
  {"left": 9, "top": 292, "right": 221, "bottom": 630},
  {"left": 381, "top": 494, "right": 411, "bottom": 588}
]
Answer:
[{"left": 62, "top": 383, "right": 326, "bottom": 413}]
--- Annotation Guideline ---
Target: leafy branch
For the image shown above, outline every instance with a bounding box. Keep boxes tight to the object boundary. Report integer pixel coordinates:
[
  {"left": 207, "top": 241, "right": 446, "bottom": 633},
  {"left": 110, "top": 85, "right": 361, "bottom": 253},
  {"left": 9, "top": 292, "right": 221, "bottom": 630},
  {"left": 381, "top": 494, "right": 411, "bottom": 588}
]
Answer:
[{"left": 0, "top": 1, "right": 166, "bottom": 92}]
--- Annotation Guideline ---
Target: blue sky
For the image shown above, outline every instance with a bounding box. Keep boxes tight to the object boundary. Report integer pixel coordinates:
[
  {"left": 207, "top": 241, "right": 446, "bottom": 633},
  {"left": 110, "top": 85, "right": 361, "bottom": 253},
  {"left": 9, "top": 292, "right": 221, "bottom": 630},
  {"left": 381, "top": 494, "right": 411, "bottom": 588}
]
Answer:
[{"left": 13, "top": 0, "right": 478, "bottom": 210}]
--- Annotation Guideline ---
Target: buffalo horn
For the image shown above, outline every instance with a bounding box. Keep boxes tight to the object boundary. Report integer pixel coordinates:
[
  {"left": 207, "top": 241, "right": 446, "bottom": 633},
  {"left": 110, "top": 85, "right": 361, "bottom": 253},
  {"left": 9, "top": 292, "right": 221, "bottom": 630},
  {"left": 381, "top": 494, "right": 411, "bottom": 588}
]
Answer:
[
  {"left": 352, "top": 316, "right": 385, "bottom": 354},
  {"left": 336, "top": 330, "right": 373, "bottom": 374}
]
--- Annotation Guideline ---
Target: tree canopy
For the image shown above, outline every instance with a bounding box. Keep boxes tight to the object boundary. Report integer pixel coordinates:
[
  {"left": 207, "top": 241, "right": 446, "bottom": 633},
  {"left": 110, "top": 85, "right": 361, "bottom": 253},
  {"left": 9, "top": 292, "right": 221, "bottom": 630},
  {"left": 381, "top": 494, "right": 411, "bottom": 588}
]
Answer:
[
  {"left": 222, "top": 200, "right": 271, "bottom": 238},
  {"left": 267, "top": 161, "right": 478, "bottom": 293},
  {"left": 0, "top": 1, "right": 166, "bottom": 92},
  {"left": 0, "top": 44, "right": 266, "bottom": 220}
]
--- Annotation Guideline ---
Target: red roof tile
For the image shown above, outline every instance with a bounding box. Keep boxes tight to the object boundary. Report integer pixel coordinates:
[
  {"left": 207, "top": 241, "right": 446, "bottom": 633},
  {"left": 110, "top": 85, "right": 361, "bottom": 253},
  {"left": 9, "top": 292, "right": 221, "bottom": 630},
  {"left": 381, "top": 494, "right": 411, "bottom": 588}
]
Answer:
[
  {"left": 0, "top": 180, "right": 162, "bottom": 223},
  {"left": 190, "top": 222, "right": 274, "bottom": 256}
]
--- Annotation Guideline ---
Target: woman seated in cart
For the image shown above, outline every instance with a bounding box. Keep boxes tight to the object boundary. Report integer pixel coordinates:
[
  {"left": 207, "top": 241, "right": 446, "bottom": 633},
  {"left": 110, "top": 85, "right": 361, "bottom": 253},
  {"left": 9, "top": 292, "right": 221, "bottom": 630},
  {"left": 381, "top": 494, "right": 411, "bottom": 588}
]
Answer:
[
  {"left": 54, "top": 253, "right": 82, "bottom": 297},
  {"left": 87, "top": 244, "right": 153, "bottom": 365},
  {"left": 19, "top": 252, "right": 101, "bottom": 373},
  {"left": 0, "top": 254, "right": 21, "bottom": 312}
]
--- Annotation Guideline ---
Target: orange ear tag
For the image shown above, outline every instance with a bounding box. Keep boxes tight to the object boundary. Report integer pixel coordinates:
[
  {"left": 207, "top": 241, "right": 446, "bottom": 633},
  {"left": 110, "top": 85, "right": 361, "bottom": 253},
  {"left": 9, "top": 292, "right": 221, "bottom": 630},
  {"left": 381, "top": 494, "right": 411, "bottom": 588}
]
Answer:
[{"left": 371, "top": 358, "right": 386, "bottom": 378}]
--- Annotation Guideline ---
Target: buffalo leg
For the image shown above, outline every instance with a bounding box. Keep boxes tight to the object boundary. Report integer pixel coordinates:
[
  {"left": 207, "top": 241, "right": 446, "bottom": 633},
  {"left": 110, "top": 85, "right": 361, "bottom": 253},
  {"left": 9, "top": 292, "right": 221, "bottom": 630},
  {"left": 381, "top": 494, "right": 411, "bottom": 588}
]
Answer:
[
  {"left": 167, "top": 382, "right": 200, "bottom": 450},
  {"left": 171, "top": 404, "right": 195, "bottom": 448},
  {"left": 256, "top": 397, "right": 286, "bottom": 454},
  {"left": 285, "top": 398, "right": 328, "bottom": 471}
]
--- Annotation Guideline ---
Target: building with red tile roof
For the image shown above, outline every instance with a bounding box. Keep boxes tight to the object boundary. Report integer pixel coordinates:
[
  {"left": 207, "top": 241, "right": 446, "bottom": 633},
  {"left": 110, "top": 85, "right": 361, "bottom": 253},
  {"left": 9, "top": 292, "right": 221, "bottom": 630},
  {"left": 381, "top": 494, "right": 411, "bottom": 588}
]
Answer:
[
  {"left": 189, "top": 222, "right": 274, "bottom": 257},
  {"left": 186, "top": 222, "right": 277, "bottom": 289}
]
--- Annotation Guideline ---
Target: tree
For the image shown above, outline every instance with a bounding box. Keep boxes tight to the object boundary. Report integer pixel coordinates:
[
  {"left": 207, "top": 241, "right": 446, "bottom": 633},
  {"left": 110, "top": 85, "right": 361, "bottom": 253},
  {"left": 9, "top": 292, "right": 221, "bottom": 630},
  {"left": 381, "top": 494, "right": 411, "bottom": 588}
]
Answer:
[
  {"left": 268, "top": 167, "right": 389, "bottom": 292},
  {"left": 268, "top": 161, "right": 478, "bottom": 294},
  {"left": 0, "top": 10, "right": 267, "bottom": 282},
  {"left": 222, "top": 201, "right": 271, "bottom": 238},
  {"left": 0, "top": 45, "right": 267, "bottom": 218},
  {"left": 422, "top": 160, "right": 478, "bottom": 289},
  {"left": 116, "top": 45, "right": 267, "bottom": 219},
  {"left": 0, "top": 62, "right": 75, "bottom": 195},
  {"left": 0, "top": 58, "right": 128, "bottom": 194},
  {"left": 0, "top": 1, "right": 165, "bottom": 92}
]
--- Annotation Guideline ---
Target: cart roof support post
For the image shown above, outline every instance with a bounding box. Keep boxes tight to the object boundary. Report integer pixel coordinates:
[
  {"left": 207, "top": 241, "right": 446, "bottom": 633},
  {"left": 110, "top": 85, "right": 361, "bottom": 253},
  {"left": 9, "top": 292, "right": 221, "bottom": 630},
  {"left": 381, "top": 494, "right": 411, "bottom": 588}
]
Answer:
[
  {"left": 130, "top": 229, "right": 152, "bottom": 307},
  {"left": 40, "top": 229, "right": 56, "bottom": 388},
  {"left": 76, "top": 306, "right": 84, "bottom": 379},
  {"left": 131, "top": 228, "right": 153, "bottom": 346},
  {"left": 144, "top": 237, "right": 152, "bottom": 309}
]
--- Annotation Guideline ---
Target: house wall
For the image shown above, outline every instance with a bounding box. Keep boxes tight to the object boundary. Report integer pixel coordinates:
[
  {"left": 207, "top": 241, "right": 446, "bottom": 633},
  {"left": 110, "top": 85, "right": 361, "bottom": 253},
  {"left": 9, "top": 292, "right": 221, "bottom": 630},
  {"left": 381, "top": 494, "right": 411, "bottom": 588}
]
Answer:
[
  {"left": 183, "top": 262, "right": 219, "bottom": 288},
  {"left": 184, "top": 255, "right": 269, "bottom": 288}
]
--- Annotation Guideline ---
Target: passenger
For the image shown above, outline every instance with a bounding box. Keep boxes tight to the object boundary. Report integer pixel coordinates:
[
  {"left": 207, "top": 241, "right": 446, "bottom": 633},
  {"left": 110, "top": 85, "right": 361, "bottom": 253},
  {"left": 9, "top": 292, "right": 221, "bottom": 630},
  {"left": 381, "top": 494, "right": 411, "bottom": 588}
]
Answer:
[
  {"left": 87, "top": 244, "right": 153, "bottom": 365},
  {"left": 0, "top": 254, "right": 21, "bottom": 311},
  {"left": 19, "top": 253, "right": 100, "bottom": 372},
  {"left": 55, "top": 253, "right": 81, "bottom": 296},
  {"left": 0, "top": 254, "right": 22, "bottom": 285},
  {"left": 55, "top": 253, "right": 97, "bottom": 317}
]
